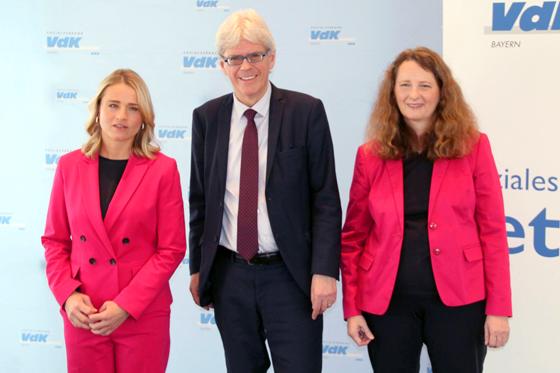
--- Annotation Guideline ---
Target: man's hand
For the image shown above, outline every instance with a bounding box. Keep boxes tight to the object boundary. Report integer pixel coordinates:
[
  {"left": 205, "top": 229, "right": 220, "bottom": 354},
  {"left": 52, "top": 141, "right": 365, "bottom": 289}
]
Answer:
[
  {"left": 88, "top": 301, "right": 129, "bottom": 336},
  {"left": 189, "top": 273, "right": 212, "bottom": 310},
  {"left": 310, "top": 274, "right": 337, "bottom": 320},
  {"left": 64, "top": 291, "right": 97, "bottom": 330}
]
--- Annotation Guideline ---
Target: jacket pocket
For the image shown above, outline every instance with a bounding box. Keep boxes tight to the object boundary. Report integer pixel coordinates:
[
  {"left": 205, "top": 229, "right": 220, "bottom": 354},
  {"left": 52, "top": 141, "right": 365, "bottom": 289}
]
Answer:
[
  {"left": 358, "top": 251, "right": 375, "bottom": 271},
  {"left": 463, "top": 245, "right": 483, "bottom": 262}
]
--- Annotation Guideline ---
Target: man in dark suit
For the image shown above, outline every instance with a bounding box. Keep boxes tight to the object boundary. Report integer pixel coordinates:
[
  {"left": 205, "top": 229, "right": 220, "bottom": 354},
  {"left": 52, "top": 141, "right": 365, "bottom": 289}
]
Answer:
[{"left": 188, "top": 8, "right": 341, "bottom": 373}]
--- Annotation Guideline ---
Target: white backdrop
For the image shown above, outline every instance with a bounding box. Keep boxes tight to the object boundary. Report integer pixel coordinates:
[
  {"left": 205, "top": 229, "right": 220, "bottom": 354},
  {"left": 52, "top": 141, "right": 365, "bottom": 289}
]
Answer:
[{"left": 443, "top": 1, "right": 559, "bottom": 372}]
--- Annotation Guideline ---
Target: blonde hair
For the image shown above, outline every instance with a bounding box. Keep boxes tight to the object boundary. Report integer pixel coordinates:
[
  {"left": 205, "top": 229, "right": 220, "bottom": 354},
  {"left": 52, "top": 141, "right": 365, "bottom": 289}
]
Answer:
[
  {"left": 216, "top": 9, "right": 276, "bottom": 56},
  {"left": 366, "top": 47, "right": 478, "bottom": 159},
  {"left": 82, "top": 69, "right": 159, "bottom": 158}
]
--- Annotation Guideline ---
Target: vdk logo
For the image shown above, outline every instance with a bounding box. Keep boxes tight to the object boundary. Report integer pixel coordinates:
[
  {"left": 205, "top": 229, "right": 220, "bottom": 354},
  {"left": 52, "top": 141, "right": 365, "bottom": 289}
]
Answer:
[
  {"left": 322, "top": 342, "right": 363, "bottom": 359},
  {"left": 194, "top": 0, "right": 230, "bottom": 11},
  {"left": 198, "top": 311, "right": 217, "bottom": 328},
  {"left": 46, "top": 32, "right": 99, "bottom": 53},
  {"left": 45, "top": 149, "right": 70, "bottom": 169},
  {"left": 20, "top": 330, "right": 63, "bottom": 347},
  {"left": 55, "top": 90, "right": 87, "bottom": 103},
  {"left": 157, "top": 127, "right": 189, "bottom": 140},
  {"left": 309, "top": 27, "right": 355, "bottom": 45},
  {"left": 57, "top": 91, "right": 78, "bottom": 100},
  {"left": 492, "top": 1, "right": 560, "bottom": 31},
  {"left": 0, "top": 214, "right": 13, "bottom": 225},
  {"left": 47, "top": 36, "right": 81, "bottom": 48},
  {"left": 182, "top": 52, "right": 219, "bottom": 72},
  {"left": 323, "top": 344, "right": 348, "bottom": 355},
  {"left": 21, "top": 331, "right": 49, "bottom": 344},
  {"left": 311, "top": 30, "right": 340, "bottom": 40},
  {"left": 0, "top": 213, "right": 25, "bottom": 230}
]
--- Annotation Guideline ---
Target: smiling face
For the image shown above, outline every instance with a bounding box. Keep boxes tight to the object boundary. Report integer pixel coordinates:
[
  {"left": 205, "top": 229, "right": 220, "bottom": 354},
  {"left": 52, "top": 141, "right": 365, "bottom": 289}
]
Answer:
[
  {"left": 394, "top": 60, "right": 441, "bottom": 136},
  {"left": 98, "top": 83, "right": 143, "bottom": 155},
  {"left": 220, "top": 39, "right": 275, "bottom": 107}
]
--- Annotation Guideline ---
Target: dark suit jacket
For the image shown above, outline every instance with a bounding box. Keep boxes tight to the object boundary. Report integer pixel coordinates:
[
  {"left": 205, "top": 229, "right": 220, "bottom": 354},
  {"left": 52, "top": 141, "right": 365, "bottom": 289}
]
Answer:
[{"left": 189, "top": 84, "right": 342, "bottom": 306}]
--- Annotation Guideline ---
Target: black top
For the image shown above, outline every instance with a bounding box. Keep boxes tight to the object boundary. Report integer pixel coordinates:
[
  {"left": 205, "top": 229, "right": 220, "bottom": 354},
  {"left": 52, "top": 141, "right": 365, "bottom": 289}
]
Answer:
[
  {"left": 99, "top": 156, "right": 128, "bottom": 220},
  {"left": 393, "top": 152, "right": 438, "bottom": 295}
]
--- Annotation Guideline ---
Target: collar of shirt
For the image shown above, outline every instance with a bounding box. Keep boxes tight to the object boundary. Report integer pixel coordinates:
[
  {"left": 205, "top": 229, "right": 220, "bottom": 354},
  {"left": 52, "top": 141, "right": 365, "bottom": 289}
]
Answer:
[{"left": 232, "top": 81, "right": 272, "bottom": 123}]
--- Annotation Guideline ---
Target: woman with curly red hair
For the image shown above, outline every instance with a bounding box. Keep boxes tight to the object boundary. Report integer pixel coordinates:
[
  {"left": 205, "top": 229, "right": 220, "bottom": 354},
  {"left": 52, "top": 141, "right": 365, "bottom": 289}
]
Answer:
[{"left": 340, "top": 47, "right": 512, "bottom": 372}]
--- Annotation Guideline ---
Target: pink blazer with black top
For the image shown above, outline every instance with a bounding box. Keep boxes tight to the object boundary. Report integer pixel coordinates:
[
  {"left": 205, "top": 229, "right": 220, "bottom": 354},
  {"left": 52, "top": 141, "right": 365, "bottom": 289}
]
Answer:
[
  {"left": 42, "top": 150, "right": 186, "bottom": 320},
  {"left": 340, "top": 133, "right": 512, "bottom": 320}
]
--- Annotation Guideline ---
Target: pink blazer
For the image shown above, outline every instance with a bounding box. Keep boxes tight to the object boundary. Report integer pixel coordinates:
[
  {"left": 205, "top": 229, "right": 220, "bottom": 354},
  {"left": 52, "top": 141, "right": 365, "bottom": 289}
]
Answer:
[
  {"left": 42, "top": 150, "right": 186, "bottom": 320},
  {"left": 341, "top": 133, "right": 512, "bottom": 319}
]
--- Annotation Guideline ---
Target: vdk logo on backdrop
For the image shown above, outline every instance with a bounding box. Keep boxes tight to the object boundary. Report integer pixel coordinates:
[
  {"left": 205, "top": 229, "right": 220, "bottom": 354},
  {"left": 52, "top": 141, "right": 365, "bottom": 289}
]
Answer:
[
  {"left": 194, "top": 0, "right": 230, "bottom": 11},
  {"left": 0, "top": 212, "right": 25, "bottom": 230},
  {"left": 45, "top": 148, "right": 71, "bottom": 170},
  {"left": 322, "top": 341, "right": 364, "bottom": 360},
  {"left": 46, "top": 32, "right": 100, "bottom": 54},
  {"left": 157, "top": 126, "right": 190, "bottom": 141},
  {"left": 0, "top": 213, "right": 13, "bottom": 226},
  {"left": 309, "top": 26, "right": 356, "bottom": 45},
  {"left": 198, "top": 311, "right": 217, "bottom": 329},
  {"left": 20, "top": 330, "right": 62, "bottom": 347},
  {"left": 492, "top": 1, "right": 560, "bottom": 31},
  {"left": 182, "top": 51, "right": 219, "bottom": 72},
  {"left": 55, "top": 89, "right": 88, "bottom": 103}
]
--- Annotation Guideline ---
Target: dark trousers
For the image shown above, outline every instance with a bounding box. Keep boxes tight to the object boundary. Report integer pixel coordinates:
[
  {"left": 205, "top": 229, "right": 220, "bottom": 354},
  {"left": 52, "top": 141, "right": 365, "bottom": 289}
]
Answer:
[
  {"left": 363, "top": 293, "right": 487, "bottom": 373},
  {"left": 210, "top": 247, "right": 322, "bottom": 373}
]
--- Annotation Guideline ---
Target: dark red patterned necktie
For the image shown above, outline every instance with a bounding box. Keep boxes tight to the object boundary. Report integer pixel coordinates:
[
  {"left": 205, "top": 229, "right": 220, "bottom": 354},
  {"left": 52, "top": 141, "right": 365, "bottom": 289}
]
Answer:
[{"left": 237, "top": 109, "right": 258, "bottom": 260}]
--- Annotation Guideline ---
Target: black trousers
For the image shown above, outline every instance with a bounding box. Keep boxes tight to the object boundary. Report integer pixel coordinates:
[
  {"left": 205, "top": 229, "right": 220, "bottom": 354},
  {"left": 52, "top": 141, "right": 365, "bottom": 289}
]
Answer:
[
  {"left": 210, "top": 247, "right": 322, "bottom": 373},
  {"left": 363, "top": 293, "right": 487, "bottom": 373}
]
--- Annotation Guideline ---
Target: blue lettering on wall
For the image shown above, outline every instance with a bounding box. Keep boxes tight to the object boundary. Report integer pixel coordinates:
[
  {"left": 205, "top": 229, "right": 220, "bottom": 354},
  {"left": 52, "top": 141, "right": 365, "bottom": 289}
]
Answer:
[
  {"left": 196, "top": 0, "right": 218, "bottom": 7},
  {"left": 506, "top": 208, "right": 559, "bottom": 257},
  {"left": 21, "top": 333, "right": 48, "bottom": 343},
  {"left": 200, "top": 313, "right": 216, "bottom": 325},
  {"left": 45, "top": 153, "right": 61, "bottom": 165},
  {"left": 322, "top": 344, "right": 348, "bottom": 355},
  {"left": 158, "top": 129, "right": 187, "bottom": 139},
  {"left": 0, "top": 215, "right": 12, "bottom": 225},
  {"left": 47, "top": 36, "right": 82, "bottom": 48},
  {"left": 56, "top": 91, "right": 78, "bottom": 99},
  {"left": 183, "top": 56, "right": 218, "bottom": 69},
  {"left": 492, "top": 1, "right": 560, "bottom": 31},
  {"left": 310, "top": 30, "right": 341, "bottom": 40}
]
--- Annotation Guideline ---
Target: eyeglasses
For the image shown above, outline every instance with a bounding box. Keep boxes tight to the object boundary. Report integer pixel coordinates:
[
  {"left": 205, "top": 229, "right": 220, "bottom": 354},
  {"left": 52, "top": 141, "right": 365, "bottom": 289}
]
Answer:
[{"left": 222, "top": 51, "right": 269, "bottom": 66}]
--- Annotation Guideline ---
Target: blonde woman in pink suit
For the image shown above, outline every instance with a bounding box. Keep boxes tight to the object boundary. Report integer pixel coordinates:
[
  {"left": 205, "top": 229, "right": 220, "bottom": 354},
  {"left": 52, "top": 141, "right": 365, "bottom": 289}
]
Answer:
[
  {"left": 340, "top": 48, "right": 512, "bottom": 373},
  {"left": 42, "top": 69, "right": 186, "bottom": 373}
]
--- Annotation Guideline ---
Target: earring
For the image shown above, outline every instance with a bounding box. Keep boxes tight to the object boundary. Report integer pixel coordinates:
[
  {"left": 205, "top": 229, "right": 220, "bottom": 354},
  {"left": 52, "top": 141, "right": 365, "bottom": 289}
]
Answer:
[
  {"left": 141, "top": 123, "right": 145, "bottom": 130},
  {"left": 95, "top": 116, "right": 99, "bottom": 124}
]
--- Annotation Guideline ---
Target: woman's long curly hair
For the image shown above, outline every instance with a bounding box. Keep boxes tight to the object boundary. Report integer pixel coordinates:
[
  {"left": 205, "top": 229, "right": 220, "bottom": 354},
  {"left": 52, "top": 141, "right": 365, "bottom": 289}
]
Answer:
[{"left": 366, "top": 47, "right": 478, "bottom": 159}]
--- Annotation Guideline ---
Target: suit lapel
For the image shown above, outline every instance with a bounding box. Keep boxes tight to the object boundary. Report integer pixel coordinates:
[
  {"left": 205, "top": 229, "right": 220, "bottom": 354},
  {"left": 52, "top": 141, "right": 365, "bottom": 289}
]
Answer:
[
  {"left": 385, "top": 159, "right": 404, "bottom": 231},
  {"left": 79, "top": 154, "right": 115, "bottom": 257},
  {"left": 215, "top": 95, "right": 233, "bottom": 190},
  {"left": 266, "top": 85, "right": 284, "bottom": 183},
  {"left": 103, "top": 154, "right": 150, "bottom": 231},
  {"left": 429, "top": 158, "right": 450, "bottom": 217}
]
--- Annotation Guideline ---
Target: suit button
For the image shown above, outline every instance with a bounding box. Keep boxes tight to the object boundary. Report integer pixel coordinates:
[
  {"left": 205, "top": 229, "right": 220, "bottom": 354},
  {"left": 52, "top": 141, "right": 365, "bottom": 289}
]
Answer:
[
  {"left": 122, "top": 237, "right": 130, "bottom": 244},
  {"left": 80, "top": 235, "right": 86, "bottom": 242},
  {"left": 433, "top": 248, "right": 441, "bottom": 256},
  {"left": 429, "top": 222, "right": 438, "bottom": 230},
  {"left": 89, "top": 257, "right": 96, "bottom": 265},
  {"left": 109, "top": 258, "right": 117, "bottom": 265}
]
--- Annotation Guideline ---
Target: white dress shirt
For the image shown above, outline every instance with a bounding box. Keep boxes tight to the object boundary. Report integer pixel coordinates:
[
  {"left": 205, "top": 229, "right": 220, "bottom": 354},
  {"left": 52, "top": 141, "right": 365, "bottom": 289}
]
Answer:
[{"left": 219, "top": 82, "right": 279, "bottom": 254}]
